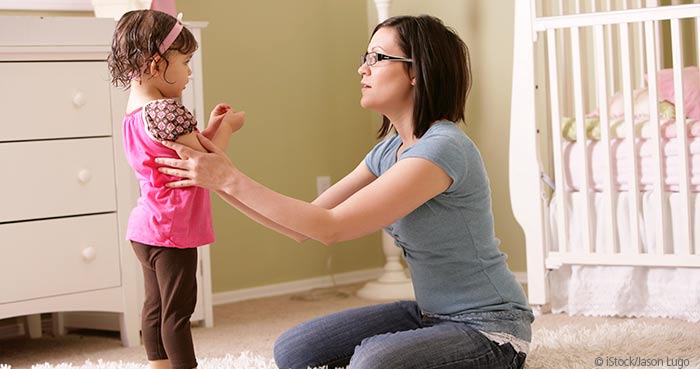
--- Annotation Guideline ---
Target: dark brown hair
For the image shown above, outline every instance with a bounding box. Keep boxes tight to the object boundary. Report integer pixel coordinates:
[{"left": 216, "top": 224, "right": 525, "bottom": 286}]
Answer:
[
  {"left": 108, "top": 10, "right": 198, "bottom": 88},
  {"left": 371, "top": 15, "right": 471, "bottom": 139}
]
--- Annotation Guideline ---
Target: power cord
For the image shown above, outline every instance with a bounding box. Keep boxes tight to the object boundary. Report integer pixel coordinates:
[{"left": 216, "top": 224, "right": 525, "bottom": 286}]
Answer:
[{"left": 290, "top": 247, "right": 351, "bottom": 301}]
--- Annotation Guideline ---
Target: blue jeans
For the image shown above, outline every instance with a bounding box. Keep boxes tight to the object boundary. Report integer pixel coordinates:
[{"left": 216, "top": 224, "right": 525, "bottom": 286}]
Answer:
[{"left": 274, "top": 301, "right": 527, "bottom": 369}]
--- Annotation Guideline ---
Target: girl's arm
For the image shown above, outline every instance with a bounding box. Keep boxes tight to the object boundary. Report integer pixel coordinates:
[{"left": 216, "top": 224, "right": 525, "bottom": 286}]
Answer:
[
  {"left": 178, "top": 106, "right": 245, "bottom": 152},
  {"left": 156, "top": 133, "right": 451, "bottom": 245}
]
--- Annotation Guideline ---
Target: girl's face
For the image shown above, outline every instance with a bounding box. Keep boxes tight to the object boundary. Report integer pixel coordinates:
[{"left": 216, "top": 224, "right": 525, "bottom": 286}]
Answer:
[
  {"left": 358, "top": 27, "right": 414, "bottom": 116},
  {"left": 156, "top": 51, "right": 193, "bottom": 98}
]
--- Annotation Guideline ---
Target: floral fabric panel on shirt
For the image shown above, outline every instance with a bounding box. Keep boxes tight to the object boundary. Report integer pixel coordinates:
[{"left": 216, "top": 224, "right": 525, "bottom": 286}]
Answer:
[{"left": 144, "top": 99, "right": 197, "bottom": 142}]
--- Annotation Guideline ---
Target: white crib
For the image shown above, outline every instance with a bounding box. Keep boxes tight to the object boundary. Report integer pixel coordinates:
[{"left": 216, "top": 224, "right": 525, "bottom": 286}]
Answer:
[{"left": 510, "top": 0, "right": 700, "bottom": 321}]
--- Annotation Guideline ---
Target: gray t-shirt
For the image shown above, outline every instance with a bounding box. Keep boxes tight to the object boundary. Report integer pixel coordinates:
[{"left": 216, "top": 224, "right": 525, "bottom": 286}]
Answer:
[{"left": 364, "top": 122, "right": 531, "bottom": 327}]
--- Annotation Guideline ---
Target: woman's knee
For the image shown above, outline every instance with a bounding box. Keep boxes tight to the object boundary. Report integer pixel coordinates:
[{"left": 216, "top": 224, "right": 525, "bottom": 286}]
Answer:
[
  {"left": 274, "top": 320, "right": 352, "bottom": 369},
  {"left": 348, "top": 336, "right": 402, "bottom": 369},
  {"left": 273, "top": 325, "right": 310, "bottom": 369}
]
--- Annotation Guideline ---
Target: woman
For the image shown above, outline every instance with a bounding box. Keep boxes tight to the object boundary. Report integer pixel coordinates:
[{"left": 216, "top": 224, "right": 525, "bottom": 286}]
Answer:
[{"left": 156, "top": 15, "right": 532, "bottom": 369}]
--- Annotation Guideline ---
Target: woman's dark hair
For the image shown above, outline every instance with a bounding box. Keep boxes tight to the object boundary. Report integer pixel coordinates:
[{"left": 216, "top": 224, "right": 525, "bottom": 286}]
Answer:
[
  {"left": 108, "top": 10, "right": 198, "bottom": 88},
  {"left": 371, "top": 15, "right": 471, "bottom": 139}
]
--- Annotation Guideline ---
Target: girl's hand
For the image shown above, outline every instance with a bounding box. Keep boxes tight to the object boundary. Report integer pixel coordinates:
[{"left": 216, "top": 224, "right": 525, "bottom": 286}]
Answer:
[
  {"left": 210, "top": 103, "right": 232, "bottom": 119},
  {"left": 222, "top": 109, "right": 246, "bottom": 133},
  {"left": 155, "top": 133, "right": 236, "bottom": 190},
  {"left": 204, "top": 103, "right": 232, "bottom": 139}
]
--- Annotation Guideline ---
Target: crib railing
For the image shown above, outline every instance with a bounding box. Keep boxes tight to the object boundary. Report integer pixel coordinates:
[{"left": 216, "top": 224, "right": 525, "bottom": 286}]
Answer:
[
  {"left": 510, "top": 1, "right": 700, "bottom": 307},
  {"left": 542, "top": 4, "right": 698, "bottom": 257}
]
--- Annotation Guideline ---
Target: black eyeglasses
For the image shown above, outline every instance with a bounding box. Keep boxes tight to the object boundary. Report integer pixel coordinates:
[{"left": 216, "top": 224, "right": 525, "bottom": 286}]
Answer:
[{"left": 360, "top": 52, "right": 413, "bottom": 66}]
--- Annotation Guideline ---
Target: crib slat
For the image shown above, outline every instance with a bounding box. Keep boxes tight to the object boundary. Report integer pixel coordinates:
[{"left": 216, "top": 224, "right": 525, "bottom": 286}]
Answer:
[
  {"left": 635, "top": 17, "right": 645, "bottom": 87},
  {"left": 560, "top": 0, "right": 573, "bottom": 111},
  {"left": 670, "top": 19, "right": 693, "bottom": 256},
  {"left": 644, "top": 20, "right": 667, "bottom": 256},
  {"left": 604, "top": 2, "right": 617, "bottom": 96},
  {"left": 571, "top": 26, "right": 595, "bottom": 254},
  {"left": 593, "top": 24, "right": 619, "bottom": 254},
  {"left": 547, "top": 28, "right": 570, "bottom": 255},
  {"left": 619, "top": 22, "right": 643, "bottom": 254}
]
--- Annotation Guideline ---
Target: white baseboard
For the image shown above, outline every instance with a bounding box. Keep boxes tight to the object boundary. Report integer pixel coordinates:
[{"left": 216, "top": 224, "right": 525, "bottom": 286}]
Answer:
[
  {"left": 213, "top": 269, "right": 529, "bottom": 306},
  {"left": 213, "top": 268, "right": 384, "bottom": 306}
]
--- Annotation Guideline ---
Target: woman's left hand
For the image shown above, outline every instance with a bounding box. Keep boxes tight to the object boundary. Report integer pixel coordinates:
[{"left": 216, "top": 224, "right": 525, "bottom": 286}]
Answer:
[{"left": 156, "top": 133, "right": 236, "bottom": 190}]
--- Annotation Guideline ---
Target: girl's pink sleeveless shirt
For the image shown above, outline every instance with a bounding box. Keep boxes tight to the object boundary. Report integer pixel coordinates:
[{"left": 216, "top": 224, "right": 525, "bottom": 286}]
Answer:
[{"left": 122, "top": 105, "right": 214, "bottom": 248}]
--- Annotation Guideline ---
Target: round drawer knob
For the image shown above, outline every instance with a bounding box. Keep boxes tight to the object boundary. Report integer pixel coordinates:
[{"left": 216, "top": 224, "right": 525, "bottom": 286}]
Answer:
[
  {"left": 77, "top": 169, "right": 92, "bottom": 184},
  {"left": 72, "top": 91, "right": 86, "bottom": 108},
  {"left": 82, "top": 246, "right": 97, "bottom": 262}
]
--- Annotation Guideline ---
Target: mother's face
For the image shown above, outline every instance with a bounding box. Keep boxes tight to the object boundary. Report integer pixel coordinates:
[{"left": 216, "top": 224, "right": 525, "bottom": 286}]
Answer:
[{"left": 357, "top": 27, "right": 414, "bottom": 115}]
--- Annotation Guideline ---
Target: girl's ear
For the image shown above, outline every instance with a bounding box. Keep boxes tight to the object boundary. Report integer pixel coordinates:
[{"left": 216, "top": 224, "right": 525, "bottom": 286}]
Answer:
[{"left": 148, "top": 57, "right": 161, "bottom": 77}]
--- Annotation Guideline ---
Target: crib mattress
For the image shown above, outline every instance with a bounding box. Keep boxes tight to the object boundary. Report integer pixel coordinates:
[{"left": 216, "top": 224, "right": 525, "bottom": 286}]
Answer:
[{"left": 563, "top": 137, "right": 700, "bottom": 192}]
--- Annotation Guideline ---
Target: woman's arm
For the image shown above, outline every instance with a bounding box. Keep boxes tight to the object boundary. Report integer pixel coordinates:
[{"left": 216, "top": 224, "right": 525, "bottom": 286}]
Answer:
[
  {"left": 156, "top": 133, "right": 451, "bottom": 245},
  {"left": 214, "top": 189, "right": 309, "bottom": 242},
  {"left": 215, "top": 160, "right": 379, "bottom": 242}
]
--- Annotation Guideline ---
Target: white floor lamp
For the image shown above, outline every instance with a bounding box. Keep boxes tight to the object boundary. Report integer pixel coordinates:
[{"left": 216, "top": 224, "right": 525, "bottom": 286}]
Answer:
[{"left": 357, "top": 0, "right": 415, "bottom": 301}]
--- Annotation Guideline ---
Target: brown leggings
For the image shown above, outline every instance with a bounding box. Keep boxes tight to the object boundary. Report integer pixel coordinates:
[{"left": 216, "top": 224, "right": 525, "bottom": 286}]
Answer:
[{"left": 131, "top": 241, "right": 198, "bottom": 369}]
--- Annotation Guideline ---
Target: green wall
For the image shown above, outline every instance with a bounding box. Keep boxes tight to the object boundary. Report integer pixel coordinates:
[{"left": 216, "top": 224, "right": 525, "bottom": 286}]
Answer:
[{"left": 176, "top": 1, "right": 385, "bottom": 292}]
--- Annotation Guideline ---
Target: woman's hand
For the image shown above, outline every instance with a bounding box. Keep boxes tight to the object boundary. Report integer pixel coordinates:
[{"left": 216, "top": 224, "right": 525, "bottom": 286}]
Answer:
[{"left": 156, "top": 133, "right": 236, "bottom": 190}]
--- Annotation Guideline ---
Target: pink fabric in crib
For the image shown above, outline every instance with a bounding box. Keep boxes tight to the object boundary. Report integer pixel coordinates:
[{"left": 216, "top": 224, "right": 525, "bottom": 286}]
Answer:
[
  {"left": 658, "top": 119, "right": 700, "bottom": 139},
  {"left": 653, "top": 66, "right": 700, "bottom": 119},
  {"left": 564, "top": 137, "right": 700, "bottom": 192}
]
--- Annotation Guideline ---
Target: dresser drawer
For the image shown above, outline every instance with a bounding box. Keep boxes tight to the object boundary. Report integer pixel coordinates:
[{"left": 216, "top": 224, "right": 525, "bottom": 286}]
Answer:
[
  {"left": 0, "top": 214, "right": 121, "bottom": 304},
  {"left": 0, "top": 138, "right": 117, "bottom": 222},
  {"left": 0, "top": 62, "right": 112, "bottom": 142}
]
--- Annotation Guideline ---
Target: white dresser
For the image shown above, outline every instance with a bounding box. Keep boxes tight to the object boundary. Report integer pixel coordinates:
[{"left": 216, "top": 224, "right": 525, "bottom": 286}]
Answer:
[{"left": 0, "top": 16, "right": 213, "bottom": 347}]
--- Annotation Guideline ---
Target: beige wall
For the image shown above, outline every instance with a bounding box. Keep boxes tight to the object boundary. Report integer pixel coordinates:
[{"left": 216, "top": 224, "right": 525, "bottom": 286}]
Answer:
[
  {"left": 366, "top": 0, "right": 525, "bottom": 272},
  {"left": 176, "top": 1, "right": 385, "bottom": 292}
]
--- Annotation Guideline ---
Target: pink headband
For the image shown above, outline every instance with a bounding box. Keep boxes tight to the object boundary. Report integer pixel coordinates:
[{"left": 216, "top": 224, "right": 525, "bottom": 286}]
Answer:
[
  {"left": 151, "top": 0, "right": 182, "bottom": 55},
  {"left": 158, "top": 20, "right": 183, "bottom": 55}
]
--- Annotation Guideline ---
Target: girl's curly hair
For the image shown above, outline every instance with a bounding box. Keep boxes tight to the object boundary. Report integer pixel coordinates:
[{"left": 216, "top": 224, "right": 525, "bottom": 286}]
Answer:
[{"left": 108, "top": 10, "right": 198, "bottom": 88}]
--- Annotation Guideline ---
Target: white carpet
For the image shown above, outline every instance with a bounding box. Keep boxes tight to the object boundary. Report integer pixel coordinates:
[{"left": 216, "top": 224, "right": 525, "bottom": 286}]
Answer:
[
  {"left": 8, "top": 320, "right": 700, "bottom": 369},
  {"left": 525, "top": 320, "right": 700, "bottom": 369},
  {"left": 4, "top": 353, "right": 278, "bottom": 369}
]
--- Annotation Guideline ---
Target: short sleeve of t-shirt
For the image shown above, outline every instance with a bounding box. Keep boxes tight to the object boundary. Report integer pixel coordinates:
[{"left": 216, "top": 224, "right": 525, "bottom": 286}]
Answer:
[
  {"left": 364, "top": 134, "right": 401, "bottom": 178},
  {"left": 400, "top": 123, "right": 469, "bottom": 193},
  {"left": 143, "top": 99, "right": 197, "bottom": 142}
]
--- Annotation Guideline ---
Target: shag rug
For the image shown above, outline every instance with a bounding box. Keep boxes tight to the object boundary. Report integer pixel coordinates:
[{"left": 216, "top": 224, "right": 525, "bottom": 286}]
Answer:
[
  {"left": 6, "top": 320, "right": 700, "bottom": 369},
  {"left": 525, "top": 320, "right": 700, "bottom": 369}
]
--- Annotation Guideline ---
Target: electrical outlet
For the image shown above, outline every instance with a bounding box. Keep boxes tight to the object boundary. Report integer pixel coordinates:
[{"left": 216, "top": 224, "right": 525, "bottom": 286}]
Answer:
[{"left": 316, "top": 176, "right": 331, "bottom": 196}]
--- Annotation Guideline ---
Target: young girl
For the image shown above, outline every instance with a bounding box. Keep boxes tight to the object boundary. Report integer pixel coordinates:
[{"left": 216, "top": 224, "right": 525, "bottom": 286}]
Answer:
[{"left": 108, "top": 9, "right": 245, "bottom": 369}]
